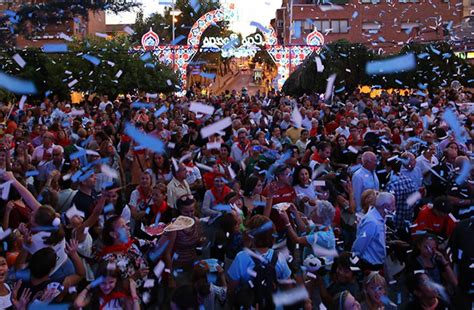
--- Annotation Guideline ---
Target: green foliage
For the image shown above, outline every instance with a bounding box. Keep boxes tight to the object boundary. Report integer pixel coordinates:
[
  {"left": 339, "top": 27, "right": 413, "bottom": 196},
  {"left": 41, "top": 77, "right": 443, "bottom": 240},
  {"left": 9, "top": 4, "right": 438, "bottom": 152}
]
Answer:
[
  {"left": 0, "top": 36, "right": 179, "bottom": 101},
  {"left": 1, "top": 1, "right": 139, "bottom": 47},
  {"left": 283, "top": 40, "right": 373, "bottom": 96},
  {"left": 283, "top": 40, "right": 474, "bottom": 97}
]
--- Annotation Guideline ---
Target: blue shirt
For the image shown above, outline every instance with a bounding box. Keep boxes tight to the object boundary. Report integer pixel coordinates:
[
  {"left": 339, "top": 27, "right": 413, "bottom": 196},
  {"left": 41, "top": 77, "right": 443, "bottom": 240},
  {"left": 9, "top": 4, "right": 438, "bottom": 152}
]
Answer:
[
  {"left": 400, "top": 166, "right": 423, "bottom": 190},
  {"left": 305, "top": 227, "right": 336, "bottom": 251},
  {"left": 351, "top": 207, "right": 386, "bottom": 265},
  {"left": 352, "top": 167, "right": 380, "bottom": 212},
  {"left": 227, "top": 249, "right": 291, "bottom": 284}
]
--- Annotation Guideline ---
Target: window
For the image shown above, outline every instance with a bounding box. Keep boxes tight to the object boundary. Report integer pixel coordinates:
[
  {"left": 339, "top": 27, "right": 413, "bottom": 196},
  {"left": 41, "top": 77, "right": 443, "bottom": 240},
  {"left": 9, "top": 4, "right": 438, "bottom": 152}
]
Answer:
[
  {"left": 322, "top": 20, "right": 331, "bottom": 33},
  {"left": 277, "top": 20, "right": 284, "bottom": 28},
  {"left": 401, "top": 22, "right": 420, "bottom": 29},
  {"left": 361, "top": 0, "right": 380, "bottom": 3},
  {"left": 331, "top": 20, "right": 349, "bottom": 33},
  {"left": 292, "top": 20, "right": 302, "bottom": 38},
  {"left": 312, "top": 20, "right": 349, "bottom": 33},
  {"left": 304, "top": 20, "right": 313, "bottom": 30},
  {"left": 362, "top": 22, "right": 381, "bottom": 34},
  {"left": 401, "top": 22, "right": 420, "bottom": 35},
  {"left": 399, "top": 0, "right": 418, "bottom": 2},
  {"left": 314, "top": 20, "right": 322, "bottom": 32}
]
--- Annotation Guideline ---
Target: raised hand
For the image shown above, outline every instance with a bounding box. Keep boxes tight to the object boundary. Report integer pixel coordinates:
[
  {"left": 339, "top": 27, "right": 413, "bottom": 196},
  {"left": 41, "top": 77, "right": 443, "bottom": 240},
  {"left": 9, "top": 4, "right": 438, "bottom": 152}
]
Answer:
[{"left": 12, "top": 282, "right": 31, "bottom": 310}]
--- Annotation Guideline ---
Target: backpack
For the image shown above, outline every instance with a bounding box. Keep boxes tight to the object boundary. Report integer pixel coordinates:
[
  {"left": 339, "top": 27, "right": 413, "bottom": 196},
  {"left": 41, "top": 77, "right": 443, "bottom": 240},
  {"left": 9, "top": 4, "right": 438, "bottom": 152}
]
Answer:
[{"left": 250, "top": 250, "right": 279, "bottom": 309}]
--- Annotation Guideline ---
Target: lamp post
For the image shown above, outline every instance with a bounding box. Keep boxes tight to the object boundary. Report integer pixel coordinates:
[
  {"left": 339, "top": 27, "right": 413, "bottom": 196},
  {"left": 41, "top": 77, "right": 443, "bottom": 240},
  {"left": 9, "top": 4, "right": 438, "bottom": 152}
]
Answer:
[{"left": 170, "top": 9, "right": 182, "bottom": 43}]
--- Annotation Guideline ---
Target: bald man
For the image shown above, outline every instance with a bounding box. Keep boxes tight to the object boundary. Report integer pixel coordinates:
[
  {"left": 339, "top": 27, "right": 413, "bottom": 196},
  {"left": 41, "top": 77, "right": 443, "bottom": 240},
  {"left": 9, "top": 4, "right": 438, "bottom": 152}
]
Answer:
[{"left": 352, "top": 151, "right": 380, "bottom": 212}]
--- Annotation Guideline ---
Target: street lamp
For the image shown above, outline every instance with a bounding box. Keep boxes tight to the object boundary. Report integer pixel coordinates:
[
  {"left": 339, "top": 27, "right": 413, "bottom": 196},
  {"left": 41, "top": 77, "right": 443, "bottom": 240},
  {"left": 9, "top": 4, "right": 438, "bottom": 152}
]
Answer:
[{"left": 170, "top": 9, "right": 182, "bottom": 43}]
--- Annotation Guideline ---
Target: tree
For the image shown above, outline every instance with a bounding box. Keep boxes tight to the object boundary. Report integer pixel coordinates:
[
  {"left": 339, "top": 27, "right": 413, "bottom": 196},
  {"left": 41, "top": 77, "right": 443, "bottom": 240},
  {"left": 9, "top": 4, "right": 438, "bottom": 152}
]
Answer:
[
  {"left": 283, "top": 40, "right": 374, "bottom": 96},
  {"left": 397, "top": 42, "right": 474, "bottom": 92},
  {"left": 283, "top": 40, "right": 474, "bottom": 97},
  {"left": 0, "top": 36, "right": 180, "bottom": 101},
  {"left": 0, "top": 0, "right": 139, "bottom": 47}
]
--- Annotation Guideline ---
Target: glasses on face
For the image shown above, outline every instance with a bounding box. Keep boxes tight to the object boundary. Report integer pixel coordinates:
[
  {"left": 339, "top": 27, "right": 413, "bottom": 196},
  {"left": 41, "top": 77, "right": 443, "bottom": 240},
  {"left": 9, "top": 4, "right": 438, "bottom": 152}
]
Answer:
[{"left": 178, "top": 194, "right": 194, "bottom": 201}]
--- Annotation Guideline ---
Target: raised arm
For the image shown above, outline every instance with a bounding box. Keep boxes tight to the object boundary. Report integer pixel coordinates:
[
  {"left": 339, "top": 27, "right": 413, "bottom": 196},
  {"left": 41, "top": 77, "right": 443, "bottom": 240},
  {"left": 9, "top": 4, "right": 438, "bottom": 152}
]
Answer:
[{"left": 1, "top": 171, "right": 41, "bottom": 211}]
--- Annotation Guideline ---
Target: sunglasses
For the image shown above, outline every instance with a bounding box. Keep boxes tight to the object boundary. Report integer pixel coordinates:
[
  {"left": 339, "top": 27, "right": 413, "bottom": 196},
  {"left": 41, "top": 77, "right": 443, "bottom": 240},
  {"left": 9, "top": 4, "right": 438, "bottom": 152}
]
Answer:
[{"left": 178, "top": 194, "right": 195, "bottom": 205}]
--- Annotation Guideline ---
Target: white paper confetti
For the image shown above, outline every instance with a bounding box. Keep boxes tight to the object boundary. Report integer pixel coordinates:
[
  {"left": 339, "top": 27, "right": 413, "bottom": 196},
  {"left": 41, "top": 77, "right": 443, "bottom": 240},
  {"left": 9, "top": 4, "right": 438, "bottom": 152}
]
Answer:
[
  {"left": 59, "top": 32, "right": 73, "bottom": 42},
  {"left": 123, "top": 26, "right": 135, "bottom": 35},
  {"left": 19, "top": 95, "right": 27, "bottom": 110},
  {"left": 65, "top": 204, "right": 85, "bottom": 220},
  {"left": 324, "top": 73, "right": 337, "bottom": 101},
  {"left": 291, "top": 106, "right": 303, "bottom": 128},
  {"left": 0, "top": 180, "right": 13, "bottom": 200},
  {"left": 272, "top": 285, "right": 309, "bottom": 307},
  {"left": 12, "top": 54, "right": 26, "bottom": 68},
  {"left": 200, "top": 117, "right": 232, "bottom": 139},
  {"left": 95, "top": 32, "right": 108, "bottom": 38},
  {"left": 153, "top": 260, "right": 165, "bottom": 278},
  {"left": 101, "top": 164, "right": 119, "bottom": 179},
  {"left": 0, "top": 228, "right": 11, "bottom": 240},
  {"left": 68, "top": 79, "right": 78, "bottom": 88},
  {"left": 406, "top": 191, "right": 422, "bottom": 207},
  {"left": 206, "top": 142, "right": 221, "bottom": 150},
  {"left": 190, "top": 102, "right": 215, "bottom": 115},
  {"left": 315, "top": 56, "right": 324, "bottom": 72}
]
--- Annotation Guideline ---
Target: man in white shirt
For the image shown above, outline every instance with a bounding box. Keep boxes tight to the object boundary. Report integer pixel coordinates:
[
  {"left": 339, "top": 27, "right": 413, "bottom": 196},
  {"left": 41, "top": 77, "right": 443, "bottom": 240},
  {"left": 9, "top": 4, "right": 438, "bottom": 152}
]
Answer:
[
  {"left": 416, "top": 143, "right": 439, "bottom": 187},
  {"left": 99, "top": 95, "right": 112, "bottom": 111},
  {"left": 231, "top": 128, "right": 250, "bottom": 163},
  {"left": 335, "top": 118, "right": 350, "bottom": 138},
  {"left": 32, "top": 132, "right": 56, "bottom": 165},
  {"left": 280, "top": 113, "right": 291, "bottom": 131}
]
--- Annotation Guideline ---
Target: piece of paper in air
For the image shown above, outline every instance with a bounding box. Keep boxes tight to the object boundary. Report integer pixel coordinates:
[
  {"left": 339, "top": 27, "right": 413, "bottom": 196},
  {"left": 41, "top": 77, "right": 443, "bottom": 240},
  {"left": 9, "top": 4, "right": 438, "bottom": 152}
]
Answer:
[
  {"left": 12, "top": 54, "right": 26, "bottom": 68},
  {"left": 324, "top": 74, "right": 337, "bottom": 101},
  {"left": 190, "top": 102, "right": 215, "bottom": 115},
  {"left": 200, "top": 117, "right": 232, "bottom": 139}
]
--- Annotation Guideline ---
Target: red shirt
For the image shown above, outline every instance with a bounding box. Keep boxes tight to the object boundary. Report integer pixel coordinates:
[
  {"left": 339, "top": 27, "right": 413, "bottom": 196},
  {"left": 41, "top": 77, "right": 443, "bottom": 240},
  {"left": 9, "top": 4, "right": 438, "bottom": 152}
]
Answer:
[
  {"left": 325, "top": 121, "right": 338, "bottom": 134},
  {"left": 413, "top": 205, "right": 457, "bottom": 238},
  {"left": 392, "top": 134, "right": 402, "bottom": 145},
  {"left": 262, "top": 183, "right": 297, "bottom": 233},
  {"left": 348, "top": 135, "right": 363, "bottom": 147},
  {"left": 262, "top": 183, "right": 296, "bottom": 205}
]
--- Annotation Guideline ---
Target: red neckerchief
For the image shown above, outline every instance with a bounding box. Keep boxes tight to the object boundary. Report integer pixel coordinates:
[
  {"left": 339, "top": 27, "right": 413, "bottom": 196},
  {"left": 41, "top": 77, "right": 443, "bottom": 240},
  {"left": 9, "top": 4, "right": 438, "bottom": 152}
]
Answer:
[
  {"left": 99, "top": 239, "right": 135, "bottom": 257},
  {"left": 137, "top": 186, "right": 151, "bottom": 205},
  {"left": 211, "top": 185, "right": 232, "bottom": 204},
  {"left": 237, "top": 141, "right": 249, "bottom": 153},
  {"left": 99, "top": 291, "right": 129, "bottom": 310},
  {"left": 217, "top": 157, "right": 232, "bottom": 165},
  {"left": 311, "top": 151, "right": 329, "bottom": 164},
  {"left": 152, "top": 201, "right": 168, "bottom": 217},
  {"left": 184, "top": 161, "right": 195, "bottom": 168}
]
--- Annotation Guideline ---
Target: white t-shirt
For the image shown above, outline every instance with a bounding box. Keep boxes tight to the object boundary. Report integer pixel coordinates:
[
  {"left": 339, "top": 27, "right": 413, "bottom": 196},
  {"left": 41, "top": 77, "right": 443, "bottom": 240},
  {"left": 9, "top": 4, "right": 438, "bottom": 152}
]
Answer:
[
  {"left": 99, "top": 101, "right": 112, "bottom": 111},
  {"left": 25, "top": 232, "right": 67, "bottom": 275},
  {"left": 0, "top": 283, "right": 12, "bottom": 309},
  {"left": 99, "top": 297, "right": 124, "bottom": 310}
]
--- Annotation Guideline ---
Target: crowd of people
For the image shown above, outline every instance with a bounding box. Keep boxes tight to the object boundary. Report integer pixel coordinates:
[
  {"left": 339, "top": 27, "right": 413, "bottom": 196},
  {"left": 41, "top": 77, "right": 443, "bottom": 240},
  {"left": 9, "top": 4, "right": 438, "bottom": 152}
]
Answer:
[{"left": 0, "top": 85, "right": 471, "bottom": 309}]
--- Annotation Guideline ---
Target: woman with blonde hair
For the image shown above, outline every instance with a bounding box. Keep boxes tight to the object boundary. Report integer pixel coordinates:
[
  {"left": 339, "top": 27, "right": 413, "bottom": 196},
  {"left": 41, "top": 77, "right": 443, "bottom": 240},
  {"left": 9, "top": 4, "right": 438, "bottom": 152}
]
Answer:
[{"left": 361, "top": 271, "right": 396, "bottom": 310}]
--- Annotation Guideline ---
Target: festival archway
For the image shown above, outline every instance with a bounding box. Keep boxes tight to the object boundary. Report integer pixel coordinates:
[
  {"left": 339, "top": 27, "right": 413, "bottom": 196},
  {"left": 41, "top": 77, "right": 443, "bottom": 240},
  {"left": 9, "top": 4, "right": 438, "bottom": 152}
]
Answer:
[{"left": 135, "top": 5, "right": 324, "bottom": 92}]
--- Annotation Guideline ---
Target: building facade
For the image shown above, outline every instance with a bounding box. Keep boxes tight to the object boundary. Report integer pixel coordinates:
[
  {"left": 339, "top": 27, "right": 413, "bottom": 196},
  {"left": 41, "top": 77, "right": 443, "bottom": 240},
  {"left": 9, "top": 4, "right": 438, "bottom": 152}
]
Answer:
[
  {"left": 0, "top": 1, "right": 107, "bottom": 48},
  {"left": 273, "top": 0, "right": 463, "bottom": 53}
]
